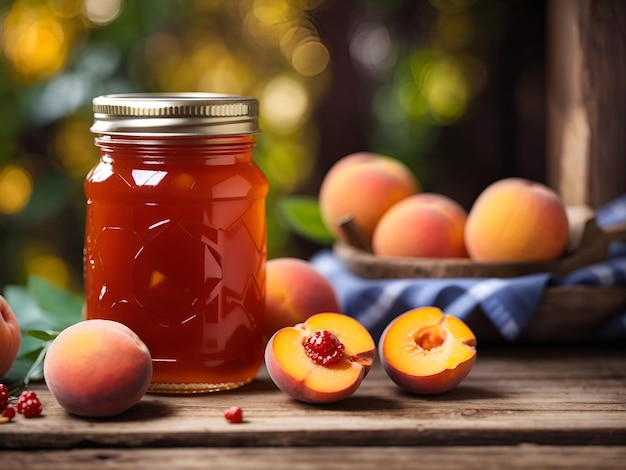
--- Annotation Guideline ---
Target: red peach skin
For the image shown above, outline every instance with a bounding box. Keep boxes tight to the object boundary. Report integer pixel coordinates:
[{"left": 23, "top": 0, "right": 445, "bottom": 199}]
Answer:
[
  {"left": 264, "top": 258, "right": 341, "bottom": 341},
  {"left": 373, "top": 193, "right": 469, "bottom": 259},
  {"left": 319, "top": 152, "right": 419, "bottom": 244},
  {"left": 44, "top": 319, "right": 152, "bottom": 417},
  {"left": 0, "top": 295, "right": 21, "bottom": 379}
]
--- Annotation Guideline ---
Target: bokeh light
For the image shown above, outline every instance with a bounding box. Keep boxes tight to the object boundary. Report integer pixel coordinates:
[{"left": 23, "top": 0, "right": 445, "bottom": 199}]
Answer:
[
  {"left": 261, "top": 75, "right": 310, "bottom": 133},
  {"left": 421, "top": 58, "right": 469, "bottom": 123},
  {"left": 0, "top": 163, "right": 33, "bottom": 214},
  {"left": 55, "top": 117, "right": 100, "bottom": 180},
  {"left": 349, "top": 21, "right": 394, "bottom": 77},
  {"left": 23, "top": 241, "right": 72, "bottom": 290},
  {"left": 82, "top": 0, "right": 122, "bottom": 26},
  {"left": 2, "top": 2, "right": 69, "bottom": 80},
  {"left": 290, "top": 39, "right": 329, "bottom": 77}
]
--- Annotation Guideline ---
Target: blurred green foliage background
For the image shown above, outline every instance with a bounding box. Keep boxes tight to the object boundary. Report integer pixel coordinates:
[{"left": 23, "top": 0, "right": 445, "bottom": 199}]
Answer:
[{"left": 0, "top": 0, "right": 545, "bottom": 294}]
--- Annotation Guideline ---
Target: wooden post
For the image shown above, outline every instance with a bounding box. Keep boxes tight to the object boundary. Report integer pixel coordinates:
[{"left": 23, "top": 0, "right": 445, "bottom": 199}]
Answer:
[{"left": 547, "top": 0, "right": 626, "bottom": 208}]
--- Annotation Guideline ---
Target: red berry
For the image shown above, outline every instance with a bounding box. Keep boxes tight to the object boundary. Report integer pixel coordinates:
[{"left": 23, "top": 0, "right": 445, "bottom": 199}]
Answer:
[
  {"left": 0, "top": 384, "right": 8, "bottom": 411},
  {"left": 303, "top": 329, "right": 345, "bottom": 366},
  {"left": 224, "top": 406, "right": 243, "bottom": 424},
  {"left": 2, "top": 406, "right": 15, "bottom": 420},
  {"left": 16, "top": 391, "right": 42, "bottom": 418}
]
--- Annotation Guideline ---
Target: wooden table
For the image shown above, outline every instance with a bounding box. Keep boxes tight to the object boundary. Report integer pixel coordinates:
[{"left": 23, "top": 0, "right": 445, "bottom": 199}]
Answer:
[{"left": 1, "top": 345, "right": 625, "bottom": 469}]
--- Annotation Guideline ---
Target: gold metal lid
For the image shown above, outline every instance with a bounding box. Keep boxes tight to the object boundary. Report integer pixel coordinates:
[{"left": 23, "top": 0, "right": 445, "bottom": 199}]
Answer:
[{"left": 90, "top": 93, "right": 259, "bottom": 136}]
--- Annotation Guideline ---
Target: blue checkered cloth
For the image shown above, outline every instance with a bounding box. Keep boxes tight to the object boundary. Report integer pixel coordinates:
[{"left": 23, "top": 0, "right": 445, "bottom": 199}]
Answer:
[{"left": 311, "top": 194, "right": 626, "bottom": 342}]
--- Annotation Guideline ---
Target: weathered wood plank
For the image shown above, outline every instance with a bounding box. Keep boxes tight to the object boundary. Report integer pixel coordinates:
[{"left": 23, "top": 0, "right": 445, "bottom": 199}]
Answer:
[
  {"left": 0, "top": 347, "right": 624, "bottom": 450},
  {"left": 547, "top": 0, "right": 626, "bottom": 207},
  {"left": 2, "top": 446, "right": 626, "bottom": 470}
]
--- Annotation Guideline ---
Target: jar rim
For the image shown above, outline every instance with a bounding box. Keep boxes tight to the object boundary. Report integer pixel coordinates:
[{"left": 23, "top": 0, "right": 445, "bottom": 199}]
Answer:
[{"left": 90, "top": 93, "right": 259, "bottom": 136}]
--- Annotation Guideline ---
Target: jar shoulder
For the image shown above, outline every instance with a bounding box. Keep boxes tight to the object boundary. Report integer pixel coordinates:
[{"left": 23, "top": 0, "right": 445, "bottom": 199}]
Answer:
[{"left": 85, "top": 160, "right": 268, "bottom": 200}]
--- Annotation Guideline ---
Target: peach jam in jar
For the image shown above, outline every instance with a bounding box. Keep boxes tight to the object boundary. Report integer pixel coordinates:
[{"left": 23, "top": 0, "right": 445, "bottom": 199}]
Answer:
[{"left": 85, "top": 93, "right": 267, "bottom": 393}]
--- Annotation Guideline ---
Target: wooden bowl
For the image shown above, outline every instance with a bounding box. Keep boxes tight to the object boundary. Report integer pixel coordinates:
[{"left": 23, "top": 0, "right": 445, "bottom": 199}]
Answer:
[{"left": 332, "top": 206, "right": 626, "bottom": 342}]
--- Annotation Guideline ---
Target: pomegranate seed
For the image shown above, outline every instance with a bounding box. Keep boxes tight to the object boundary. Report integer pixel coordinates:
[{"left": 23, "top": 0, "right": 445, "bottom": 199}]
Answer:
[
  {"left": 2, "top": 406, "right": 15, "bottom": 421},
  {"left": 303, "top": 330, "right": 345, "bottom": 366},
  {"left": 16, "top": 390, "right": 43, "bottom": 418},
  {"left": 224, "top": 406, "right": 243, "bottom": 423},
  {"left": 0, "top": 384, "right": 8, "bottom": 411}
]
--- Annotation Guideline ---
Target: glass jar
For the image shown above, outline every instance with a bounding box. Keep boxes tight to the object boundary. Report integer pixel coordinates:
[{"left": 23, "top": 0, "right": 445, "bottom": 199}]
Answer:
[{"left": 85, "top": 93, "right": 268, "bottom": 394}]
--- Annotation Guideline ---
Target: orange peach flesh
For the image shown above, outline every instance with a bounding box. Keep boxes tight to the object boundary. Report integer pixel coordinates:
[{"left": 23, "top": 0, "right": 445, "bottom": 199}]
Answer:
[
  {"left": 269, "top": 328, "right": 365, "bottom": 394},
  {"left": 265, "top": 313, "right": 376, "bottom": 403},
  {"left": 380, "top": 307, "right": 476, "bottom": 394}
]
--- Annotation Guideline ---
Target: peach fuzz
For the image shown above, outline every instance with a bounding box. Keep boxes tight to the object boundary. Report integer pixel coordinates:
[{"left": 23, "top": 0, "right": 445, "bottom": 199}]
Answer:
[
  {"left": 464, "top": 177, "right": 569, "bottom": 262},
  {"left": 0, "top": 295, "right": 21, "bottom": 379},
  {"left": 319, "top": 152, "right": 420, "bottom": 244},
  {"left": 44, "top": 319, "right": 152, "bottom": 418},
  {"left": 265, "top": 313, "right": 375, "bottom": 404},
  {"left": 379, "top": 307, "right": 477, "bottom": 395},
  {"left": 264, "top": 258, "right": 341, "bottom": 342},
  {"left": 372, "top": 193, "right": 469, "bottom": 259}
]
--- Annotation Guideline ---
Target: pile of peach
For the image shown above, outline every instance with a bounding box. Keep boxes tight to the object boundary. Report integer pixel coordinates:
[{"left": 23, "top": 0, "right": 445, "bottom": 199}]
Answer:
[
  {"left": 319, "top": 152, "right": 571, "bottom": 263},
  {"left": 261, "top": 151, "right": 575, "bottom": 403}
]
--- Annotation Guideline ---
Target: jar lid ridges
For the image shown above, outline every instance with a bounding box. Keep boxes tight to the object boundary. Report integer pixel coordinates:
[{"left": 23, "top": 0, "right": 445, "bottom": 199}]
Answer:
[{"left": 90, "top": 93, "right": 259, "bottom": 136}]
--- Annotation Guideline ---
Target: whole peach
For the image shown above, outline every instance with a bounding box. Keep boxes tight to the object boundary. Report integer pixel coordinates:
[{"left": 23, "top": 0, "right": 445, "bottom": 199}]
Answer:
[
  {"left": 0, "top": 295, "right": 21, "bottom": 379},
  {"left": 319, "top": 152, "right": 420, "bottom": 244},
  {"left": 264, "top": 258, "right": 341, "bottom": 341},
  {"left": 372, "top": 193, "right": 469, "bottom": 258},
  {"left": 465, "top": 178, "right": 569, "bottom": 262},
  {"left": 44, "top": 319, "right": 152, "bottom": 418}
]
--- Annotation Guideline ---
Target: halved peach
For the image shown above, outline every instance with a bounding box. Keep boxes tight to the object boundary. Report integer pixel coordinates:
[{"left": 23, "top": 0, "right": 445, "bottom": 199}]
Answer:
[
  {"left": 264, "top": 313, "right": 375, "bottom": 404},
  {"left": 379, "top": 307, "right": 477, "bottom": 394}
]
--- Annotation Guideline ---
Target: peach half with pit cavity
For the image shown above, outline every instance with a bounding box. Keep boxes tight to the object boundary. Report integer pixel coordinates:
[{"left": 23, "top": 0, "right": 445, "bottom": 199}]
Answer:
[{"left": 379, "top": 307, "right": 477, "bottom": 394}]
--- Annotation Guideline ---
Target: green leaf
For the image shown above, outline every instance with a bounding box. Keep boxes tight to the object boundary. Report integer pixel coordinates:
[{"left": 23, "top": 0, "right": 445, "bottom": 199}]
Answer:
[
  {"left": 4, "top": 357, "right": 35, "bottom": 392},
  {"left": 18, "top": 345, "right": 49, "bottom": 361},
  {"left": 3, "top": 285, "right": 61, "bottom": 332},
  {"left": 24, "top": 329, "right": 60, "bottom": 341},
  {"left": 3, "top": 345, "right": 47, "bottom": 391},
  {"left": 27, "top": 276, "right": 83, "bottom": 330},
  {"left": 22, "top": 343, "right": 50, "bottom": 386},
  {"left": 278, "top": 196, "right": 335, "bottom": 245},
  {"left": 2, "top": 276, "right": 83, "bottom": 391}
]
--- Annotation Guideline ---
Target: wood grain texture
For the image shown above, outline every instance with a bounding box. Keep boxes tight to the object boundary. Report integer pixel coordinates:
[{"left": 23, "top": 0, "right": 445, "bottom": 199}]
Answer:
[
  {"left": 1, "top": 347, "right": 624, "bottom": 451},
  {"left": 2, "top": 446, "right": 626, "bottom": 470},
  {"left": 547, "top": 0, "right": 626, "bottom": 207}
]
